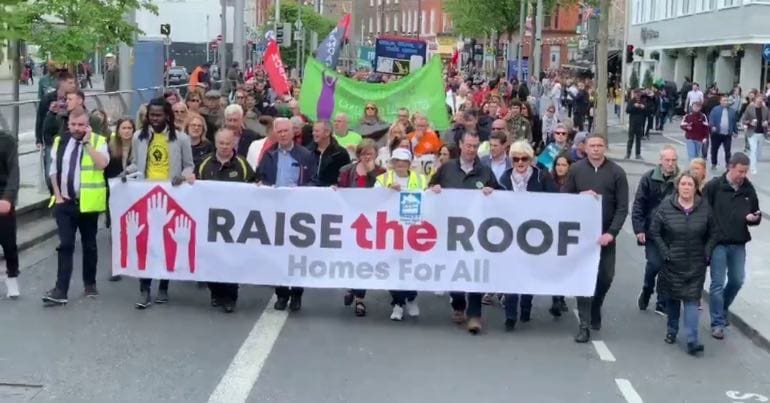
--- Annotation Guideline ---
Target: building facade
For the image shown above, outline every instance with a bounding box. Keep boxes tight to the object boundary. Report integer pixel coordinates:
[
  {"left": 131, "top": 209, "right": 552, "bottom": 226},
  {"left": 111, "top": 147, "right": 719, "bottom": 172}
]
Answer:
[
  {"left": 626, "top": 0, "right": 770, "bottom": 93},
  {"left": 509, "top": 4, "right": 581, "bottom": 71},
  {"left": 351, "top": 0, "right": 453, "bottom": 50}
]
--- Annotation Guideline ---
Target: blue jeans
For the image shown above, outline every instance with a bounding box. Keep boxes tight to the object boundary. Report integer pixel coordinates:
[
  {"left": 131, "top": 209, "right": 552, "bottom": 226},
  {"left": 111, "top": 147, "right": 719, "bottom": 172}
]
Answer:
[
  {"left": 504, "top": 294, "right": 533, "bottom": 320},
  {"left": 667, "top": 299, "right": 700, "bottom": 343},
  {"left": 643, "top": 241, "right": 664, "bottom": 304},
  {"left": 709, "top": 244, "right": 746, "bottom": 329},
  {"left": 686, "top": 139, "right": 702, "bottom": 161}
]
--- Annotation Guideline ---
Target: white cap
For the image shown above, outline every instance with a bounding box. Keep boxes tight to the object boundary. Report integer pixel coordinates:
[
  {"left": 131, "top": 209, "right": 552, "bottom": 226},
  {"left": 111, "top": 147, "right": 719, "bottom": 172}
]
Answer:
[
  {"left": 105, "top": 53, "right": 115, "bottom": 58},
  {"left": 391, "top": 148, "right": 412, "bottom": 162}
]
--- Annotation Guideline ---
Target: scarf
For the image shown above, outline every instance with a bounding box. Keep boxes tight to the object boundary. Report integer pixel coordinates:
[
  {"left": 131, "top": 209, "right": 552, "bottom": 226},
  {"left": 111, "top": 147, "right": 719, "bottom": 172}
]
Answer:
[{"left": 511, "top": 166, "right": 533, "bottom": 192}]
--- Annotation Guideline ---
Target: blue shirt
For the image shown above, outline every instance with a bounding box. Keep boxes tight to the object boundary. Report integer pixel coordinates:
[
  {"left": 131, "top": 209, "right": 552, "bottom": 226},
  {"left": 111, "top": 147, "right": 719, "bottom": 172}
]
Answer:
[
  {"left": 537, "top": 143, "right": 565, "bottom": 173},
  {"left": 275, "top": 146, "right": 300, "bottom": 187}
]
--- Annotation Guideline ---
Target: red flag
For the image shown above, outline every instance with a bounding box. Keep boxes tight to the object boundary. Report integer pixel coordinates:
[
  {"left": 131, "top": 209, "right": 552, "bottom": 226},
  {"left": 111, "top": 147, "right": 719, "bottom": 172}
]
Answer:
[
  {"left": 451, "top": 49, "right": 459, "bottom": 66},
  {"left": 264, "top": 39, "right": 290, "bottom": 96}
]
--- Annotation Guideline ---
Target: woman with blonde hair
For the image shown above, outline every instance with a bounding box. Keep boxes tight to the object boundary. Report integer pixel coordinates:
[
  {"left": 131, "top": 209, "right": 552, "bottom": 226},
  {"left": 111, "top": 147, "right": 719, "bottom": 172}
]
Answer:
[
  {"left": 356, "top": 102, "right": 390, "bottom": 144},
  {"left": 689, "top": 158, "right": 707, "bottom": 193},
  {"left": 377, "top": 122, "right": 408, "bottom": 166},
  {"left": 185, "top": 113, "right": 214, "bottom": 168}
]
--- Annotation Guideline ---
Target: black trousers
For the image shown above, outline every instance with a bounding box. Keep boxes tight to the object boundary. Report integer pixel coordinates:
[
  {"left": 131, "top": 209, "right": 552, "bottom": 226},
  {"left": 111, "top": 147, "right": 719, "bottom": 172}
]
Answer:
[
  {"left": 0, "top": 208, "right": 19, "bottom": 278},
  {"left": 574, "top": 112, "right": 586, "bottom": 131},
  {"left": 577, "top": 243, "right": 616, "bottom": 328},
  {"left": 350, "top": 289, "right": 366, "bottom": 298},
  {"left": 710, "top": 134, "right": 732, "bottom": 167},
  {"left": 627, "top": 125, "right": 644, "bottom": 156},
  {"left": 389, "top": 290, "right": 417, "bottom": 306},
  {"left": 450, "top": 292, "right": 483, "bottom": 318},
  {"left": 54, "top": 201, "right": 99, "bottom": 296},
  {"left": 208, "top": 282, "right": 239, "bottom": 303},
  {"left": 645, "top": 114, "right": 655, "bottom": 137},
  {"left": 275, "top": 286, "right": 303, "bottom": 299},
  {"left": 139, "top": 279, "right": 169, "bottom": 293}
]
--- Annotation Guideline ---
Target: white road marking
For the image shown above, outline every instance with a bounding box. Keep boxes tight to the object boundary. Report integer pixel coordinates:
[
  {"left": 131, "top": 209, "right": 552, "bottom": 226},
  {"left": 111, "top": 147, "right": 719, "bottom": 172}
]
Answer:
[
  {"left": 208, "top": 296, "right": 288, "bottom": 403},
  {"left": 615, "top": 378, "right": 644, "bottom": 403},
  {"left": 662, "top": 133, "right": 686, "bottom": 146},
  {"left": 591, "top": 340, "right": 617, "bottom": 362}
]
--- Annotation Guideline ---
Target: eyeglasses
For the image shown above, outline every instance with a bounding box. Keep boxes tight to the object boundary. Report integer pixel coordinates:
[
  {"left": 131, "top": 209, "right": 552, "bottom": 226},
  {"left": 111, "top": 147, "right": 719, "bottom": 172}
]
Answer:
[
  {"left": 554, "top": 131, "right": 567, "bottom": 135},
  {"left": 365, "top": 106, "right": 376, "bottom": 110},
  {"left": 512, "top": 156, "right": 531, "bottom": 163}
]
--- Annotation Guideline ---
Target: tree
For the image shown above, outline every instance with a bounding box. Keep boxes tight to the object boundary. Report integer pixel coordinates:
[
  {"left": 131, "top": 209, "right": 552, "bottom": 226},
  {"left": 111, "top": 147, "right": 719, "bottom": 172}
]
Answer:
[
  {"left": 1, "top": 0, "right": 157, "bottom": 66},
  {"left": 642, "top": 69, "right": 654, "bottom": 89},
  {"left": 267, "top": 1, "right": 335, "bottom": 70},
  {"left": 629, "top": 69, "right": 640, "bottom": 90}
]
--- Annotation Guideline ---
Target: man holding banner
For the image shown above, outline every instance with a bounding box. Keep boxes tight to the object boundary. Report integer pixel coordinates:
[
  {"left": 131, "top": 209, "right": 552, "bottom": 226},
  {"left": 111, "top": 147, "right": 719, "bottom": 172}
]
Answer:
[
  {"left": 564, "top": 133, "right": 629, "bottom": 343},
  {"left": 429, "top": 131, "right": 500, "bottom": 334}
]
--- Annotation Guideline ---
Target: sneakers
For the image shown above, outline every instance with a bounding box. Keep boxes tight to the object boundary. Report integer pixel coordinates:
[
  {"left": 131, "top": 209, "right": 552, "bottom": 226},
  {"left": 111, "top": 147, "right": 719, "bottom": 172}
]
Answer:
[
  {"left": 711, "top": 328, "right": 725, "bottom": 340},
  {"left": 83, "top": 285, "right": 99, "bottom": 298},
  {"left": 481, "top": 294, "right": 494, "bottom": 305},
  {"left": 274, "top": 297, "right": 289, "bottom": 311},
  {"left": 635, "top": 155, "right": 643, "bottom": 160},
  {"left": 222, "top": 301, "right": 236, "bottom": 314},
  {"left": 574, "top": 327, "right": 590, "bottom": 343},
  {"left": 549, "top": 299, "right": 563, "bottom": 317},
  {"left": 664, "top": 333, "right": 676, "bottom": 344},
  {"left": 390, "top": 305, "right": 404, "bottom": 321},
  {"left": 42, "top": 288, "right": 68, "bottom": 306},
  {"left": 654, "top": 302, "right": 667, "bottom": 316},
  {"left": 405, "top": 299, "right": 420, "bottom": 317},
  {"left": 108, "top": 275, "right": 122, "bottom": 282},
  {"left": 467, "top": 317, "right": 482, "bottom": 334},
  {"left": 289, "top": 295, "right": 302, "bottom": 312},
  {"left": 135, "top": 290, "right": 152, "bottom": 310},
  {"left": 343, "top": 291, "right": 354, "bottom": 306},
  {"left": 5, "top": 277, "right": 19, "bottom": 299},
  {"left": 590, "top": 308, "right": 602, "bottom": 331},
  {"left": 686, "top": 342, "right": 704, "bottom": 356},
  {"left": 155, "top": 290, "right": 169, "bottom": 304},
  {"left": 637, "top": 290, "right": 651, "bottom": 310}
]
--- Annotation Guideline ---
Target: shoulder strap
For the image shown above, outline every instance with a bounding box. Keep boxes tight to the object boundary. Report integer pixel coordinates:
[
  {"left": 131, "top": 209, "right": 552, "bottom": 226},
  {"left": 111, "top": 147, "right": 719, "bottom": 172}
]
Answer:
[{"left": 237, "top": 156, "right": 249, "bottom": 181}]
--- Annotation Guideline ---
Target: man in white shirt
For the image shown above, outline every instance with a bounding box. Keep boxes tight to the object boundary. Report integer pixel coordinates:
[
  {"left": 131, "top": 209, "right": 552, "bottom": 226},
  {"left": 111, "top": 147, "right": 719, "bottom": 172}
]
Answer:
[
  {"left": 480, "top": 130, "right": 511, "bottom": 181},
  {"left": 686, "top": 83, "right": 704, "bottom": 113}
]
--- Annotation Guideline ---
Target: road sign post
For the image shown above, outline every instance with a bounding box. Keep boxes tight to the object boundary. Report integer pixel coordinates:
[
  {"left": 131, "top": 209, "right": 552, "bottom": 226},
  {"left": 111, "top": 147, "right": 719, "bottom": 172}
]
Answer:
[{"left": 764, "top": 45, "right": 770, "bottom": 86}]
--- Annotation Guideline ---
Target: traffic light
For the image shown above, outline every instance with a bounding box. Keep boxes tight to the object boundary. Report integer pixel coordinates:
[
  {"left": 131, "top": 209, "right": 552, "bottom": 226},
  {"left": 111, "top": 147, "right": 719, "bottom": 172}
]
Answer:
[
  {"left": 626, "top": 45, "right": 634, "bottom": 63},
  {"left": 160, "top": 24, "right": 171, "bottom": 36}
]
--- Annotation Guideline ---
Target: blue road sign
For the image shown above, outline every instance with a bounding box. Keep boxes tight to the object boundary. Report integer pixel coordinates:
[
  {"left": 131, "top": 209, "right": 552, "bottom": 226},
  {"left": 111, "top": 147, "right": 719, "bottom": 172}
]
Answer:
[{"left": 763, "top": 44, "right": 770, "bottom": 60}]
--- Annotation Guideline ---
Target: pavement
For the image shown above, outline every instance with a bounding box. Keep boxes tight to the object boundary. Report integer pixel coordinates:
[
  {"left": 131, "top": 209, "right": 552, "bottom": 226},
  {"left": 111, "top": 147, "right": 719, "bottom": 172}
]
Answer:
[
  {"left": 605, "top": 115, "right": 770, "bottom": 355},
  {"left": 1, "top": 160, "right": 770, "bottom": 402}
]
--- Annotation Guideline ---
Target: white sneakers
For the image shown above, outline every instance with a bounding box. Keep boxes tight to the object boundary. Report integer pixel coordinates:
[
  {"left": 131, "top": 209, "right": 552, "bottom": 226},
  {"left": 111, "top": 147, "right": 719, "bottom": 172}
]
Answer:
[
  {"left": 390, "top": 300, "right": 420, "bottom": 321},
  {"left": 390, "top": 305, "right": 404, "bottom": 321},
  {"left": 5, "top": 277, "right": 19, "bottom": 299},
  {"left": 405, "top": 300, "right": 420, "bottom": 317}
]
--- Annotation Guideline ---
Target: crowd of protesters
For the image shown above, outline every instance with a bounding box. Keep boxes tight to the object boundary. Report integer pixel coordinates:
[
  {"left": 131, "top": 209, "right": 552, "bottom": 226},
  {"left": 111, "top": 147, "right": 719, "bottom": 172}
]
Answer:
[{"left": 0, "top": 62, "right": 762, "bottom": 358}]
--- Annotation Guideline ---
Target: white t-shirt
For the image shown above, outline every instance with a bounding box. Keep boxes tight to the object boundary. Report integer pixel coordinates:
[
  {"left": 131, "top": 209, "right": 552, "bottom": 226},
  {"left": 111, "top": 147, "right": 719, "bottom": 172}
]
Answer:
[{"left": 686, "top": 90, "right": 704, "bottom": 108}]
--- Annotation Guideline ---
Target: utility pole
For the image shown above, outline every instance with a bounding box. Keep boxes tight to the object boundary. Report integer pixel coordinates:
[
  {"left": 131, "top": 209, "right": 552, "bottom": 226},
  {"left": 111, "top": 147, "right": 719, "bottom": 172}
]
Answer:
[
  {"left": 274, "top": 0, "right": 280, "bottom": 34},
  {"left": 220, "top": 0, "right": 227, "bottom": 89},
  {"left": 10, "top": 40, "right": 20, "bottom": 140},
  {"left": 533, "top": 0, "right": 543, "bottom": 80},
  {"left": 206, "top": 15, "right": 211, "bottom": 61},
  {"left": 234, "top": 0, "right": 245, "bottom": 68},
  {"left": 296, "top": 3, "right": 302, "bottom": 77},
  {"left": 119, "top": 9, "right": 135, "bottom": 115},
  {"left": 595, "top": 0, "right": 609, "bottom": 136},
  {"left": 417, "top": 0, "right": 422, "bottom": 39},
  {"left": 516, "top": 0, "right": 528, "bottom": 82}
]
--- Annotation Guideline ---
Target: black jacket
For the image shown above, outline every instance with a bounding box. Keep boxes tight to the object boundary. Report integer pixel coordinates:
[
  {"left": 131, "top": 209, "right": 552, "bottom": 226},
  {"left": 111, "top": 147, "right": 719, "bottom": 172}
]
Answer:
[
  {"left": 428, "top": 157, "right": 500, "bottom": 190},
  {"left": 497, "top": 165, "right": 559, "bottom": 193},
  {"left": 35, "top": 91, "right": 60, "bottom": 145},
  {"left": 306, "top": 138, "right": 351, "bottom": 187},
  {"left": 632, "top": 166, "right": 678, "bottom": 235},
  {"left": 649, "top": 196, "right": 715, "bottom": 301},
  {"left": 0, "top": 132, "right": 19, "bottom": 205},
  {"left": 197, "top": 153, "right": 255, "bottom": 183},
  {"left": 703, "top": 174, "right": 761, "bottom": 244},
  {"left": 626, "top": 99, "right": 648, "bottom": 128},
  {"left": 563, "top": 158, "right": 629, "bottom": 238},
  {"left": 236, "top": 129, "right": 260, "bottom": 158}
]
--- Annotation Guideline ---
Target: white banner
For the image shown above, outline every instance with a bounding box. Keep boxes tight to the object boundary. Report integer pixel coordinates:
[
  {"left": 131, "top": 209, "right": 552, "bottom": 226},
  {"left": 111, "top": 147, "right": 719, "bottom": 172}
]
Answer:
[{"left": 109, "top": 181, "right": 602, "bottom": 296}]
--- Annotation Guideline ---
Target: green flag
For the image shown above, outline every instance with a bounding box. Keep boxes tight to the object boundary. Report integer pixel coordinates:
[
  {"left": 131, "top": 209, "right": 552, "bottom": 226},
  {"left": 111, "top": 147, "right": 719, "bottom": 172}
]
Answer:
[{"left": 299, "top": 56, "right": 451, "bottom": 131}]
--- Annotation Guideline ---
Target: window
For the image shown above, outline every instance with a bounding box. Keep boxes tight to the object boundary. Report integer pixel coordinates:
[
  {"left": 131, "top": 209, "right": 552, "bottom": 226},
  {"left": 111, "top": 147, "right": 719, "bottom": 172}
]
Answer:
[
  {"left": 421, "top": 10, "right": 427, "bottom": 35},
  {"left": 402, "top": 11, "right": 406, "bottom": 31},
  {"left": 370, "top": 0, "right": 373, "bottom": 6},
  {"left": 413, "top": 10, "right": 418, "bottom": 32},
  {"left": 429, "top": 9, "right": 435, "bottom": 34},
  {"left": 633, "top": 0, "right": 642, "bottom": 24},
  {"left": 376, "top": 14, "right": 381, "bottom": 33},
  {"left": 718, "top": 0, "right": 736, "bottom": 7},
  {"left": 406, "top": 11, "right": 412, "bottom": 33},
  {"left": 369, "top": 17, "right": 373, "bottom": 34},
  {"left": 385, "top": 15, "right": 389, "bottom": 32},
  {"left": 394, "top": 14, "right": 399, "bottom": 32},
  {"left": 553, "top": 7, "right": 560, "bottom": 28}
]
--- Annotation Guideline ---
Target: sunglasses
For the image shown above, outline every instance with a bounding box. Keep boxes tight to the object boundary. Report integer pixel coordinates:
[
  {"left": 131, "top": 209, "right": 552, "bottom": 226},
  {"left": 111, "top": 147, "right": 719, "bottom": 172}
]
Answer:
[
  {"left": 365, "top": 106, "right": 377, "bottom": 110},
  {"left": 512, "top": 156, "right": 531, "bottom": 163},
  {"left": 554, "top": 131, "right": 567, "bottom": 135}
]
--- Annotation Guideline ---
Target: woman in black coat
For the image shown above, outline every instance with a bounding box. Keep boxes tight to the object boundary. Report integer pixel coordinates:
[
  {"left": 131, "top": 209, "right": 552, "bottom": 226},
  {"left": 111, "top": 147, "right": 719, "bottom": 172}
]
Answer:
[
  {"left": 649, "top": 171, "right": 716, "bottom": 356},
  {"left": 498, "top": 140, "right": 559, "bottom": 331}
]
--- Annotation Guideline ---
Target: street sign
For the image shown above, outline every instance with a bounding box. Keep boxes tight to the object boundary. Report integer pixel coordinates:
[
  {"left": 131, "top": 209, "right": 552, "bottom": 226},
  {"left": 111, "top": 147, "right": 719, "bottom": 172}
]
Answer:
[
  {"left": 160, "top": 24, "right": 171, "bottom": 36},
  {"left": 280, "top": 23, "right": 292, "bottom": 48},
  {"left": 763, "top": 44, "right": 770, "bottom": 60},
  {"left": 163, "top": 37, "right": 172, "bottom": 46}
]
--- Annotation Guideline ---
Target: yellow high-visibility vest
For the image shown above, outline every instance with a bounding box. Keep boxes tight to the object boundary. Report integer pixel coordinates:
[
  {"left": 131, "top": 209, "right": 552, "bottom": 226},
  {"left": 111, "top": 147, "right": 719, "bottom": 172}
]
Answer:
[
  {"left": 375, "top": 170, "right": 427, "bottom": 190},
  {"left": 49, "top": 134, "right": 107, "bottom": 213}
]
